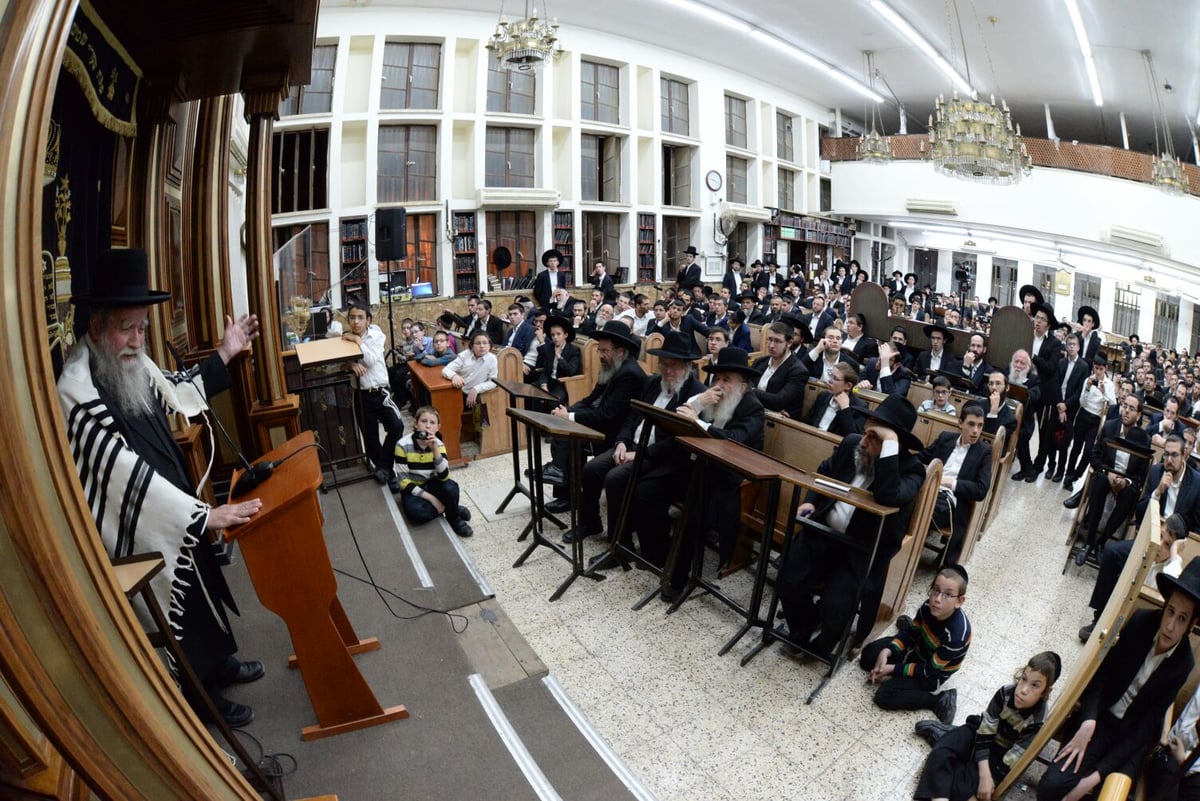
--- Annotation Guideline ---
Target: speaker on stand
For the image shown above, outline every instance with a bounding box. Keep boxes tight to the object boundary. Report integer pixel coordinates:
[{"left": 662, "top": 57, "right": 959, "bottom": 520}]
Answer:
[{"left": 375, "top": 207, "right": 407, "bottom": 365}]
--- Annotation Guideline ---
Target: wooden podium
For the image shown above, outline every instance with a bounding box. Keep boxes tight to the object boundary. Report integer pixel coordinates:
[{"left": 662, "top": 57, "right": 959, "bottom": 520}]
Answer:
[{"left": 226, "top": 431, "right": 408, "bottom": 740}]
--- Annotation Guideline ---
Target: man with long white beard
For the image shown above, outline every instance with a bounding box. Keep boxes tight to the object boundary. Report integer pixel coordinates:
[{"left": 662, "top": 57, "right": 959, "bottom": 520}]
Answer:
[
  {"left": 633, "top": 347, "right": 765, "bottom": 598},
  {"left": 575, "top": 331, "right": 705, "bottom": 556},
  {"left": 57, "top": 248, "right": 265, "bottom": 728},
  {"left": 1007, "top": 348, "right": 1043, "bottom": 481},
  {"left": 539, "top": 321, "right": 646, "bottom": 512},
  {"left": 777, "top": 394, "right": 927, "bottom": 655}
]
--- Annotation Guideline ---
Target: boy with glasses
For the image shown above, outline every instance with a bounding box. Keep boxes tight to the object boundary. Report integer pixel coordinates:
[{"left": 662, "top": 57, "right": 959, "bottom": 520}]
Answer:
[{"left": 859, "top": 565, "right": 972, "bottom": 725}]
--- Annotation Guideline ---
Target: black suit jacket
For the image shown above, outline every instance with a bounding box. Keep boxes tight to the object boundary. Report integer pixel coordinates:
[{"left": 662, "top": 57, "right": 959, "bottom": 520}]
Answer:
[
  {"left": 915, "top": 349, "right": 960, "bottom": 378},
  {"left": 858, "top": 358, "right": 913, "bottom": 398},
  {"left": 1031, "top": 333, "right": 1063, "bottom": 389},
  {"left": 615, "top": 373, "right": 706, "bottom": 463},
  {"left": 1056, "top": 357, "right": 1089, "bottom": 410},
  {"left": 534, "top": 341, "right": 581, "bottom": 388},
  {"left": 959, "top": 358, "right": 994, "bottom": 396},
  {"left": 1076, "top": 607, "right": 1194, "bottom": 777},
  {"left": 749, "top": 353, "right": 809, "bottom": 419},
  {"left": 806, "top": 434, "right": 926, "bottom": 558},
  {"left": 847, "top": 336, "right": 879, "bottom": 364},
  {"left": 569, "top": 357, "right": 647, "bottom": 445},
  {"left": 1087, "top": 418, "right": 1152, "bottom": 490},
  {"left": 533, "top": 269, "right": 553, "bottom": 309},
  {"left": 983, "top": 400, "right": 1018, "bottom": 445},
  {"left": 467, "top": 314, "right": 506, "bottom": 347},
  {"left": 652, "top": 317, "right": 704, "bottom": 358},
  {"left": 918, "top": 432, "right": 992, "bottom": 516},
  {"left": 593, "top": 273, "right": 615, "bottom": 299},
  {"left": 1080, "top": 330, "right": 1103, "bottom": 365},
  {"left": 1136, "top": 464, "right": 1200, "bottom": 531},
  {"left": 805, "top": 390, "right": 866, "bottom": 436},
  {"left": 676, "top": 262, "right": 702, "bottom": 291}
]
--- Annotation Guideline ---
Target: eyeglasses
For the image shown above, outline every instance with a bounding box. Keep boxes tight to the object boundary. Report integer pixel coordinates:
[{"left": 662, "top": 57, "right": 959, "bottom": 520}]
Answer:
[{"left": 928, "top": 586, "right": 962, "bottom": 600}]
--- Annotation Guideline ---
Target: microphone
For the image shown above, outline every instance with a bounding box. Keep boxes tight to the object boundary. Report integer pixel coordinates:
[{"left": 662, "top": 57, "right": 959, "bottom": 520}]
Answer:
[{"left": 165, "top": 341, "right": 275, "bottom": 499}]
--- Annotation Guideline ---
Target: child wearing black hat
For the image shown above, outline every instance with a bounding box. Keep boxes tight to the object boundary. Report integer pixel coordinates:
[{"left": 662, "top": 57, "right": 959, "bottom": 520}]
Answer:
[
  {"left": 860, "top": 565, "right": 972, "bottom": 725},
  {"left": 913, "top": 650, "right": 1061, "bottom": 801}
]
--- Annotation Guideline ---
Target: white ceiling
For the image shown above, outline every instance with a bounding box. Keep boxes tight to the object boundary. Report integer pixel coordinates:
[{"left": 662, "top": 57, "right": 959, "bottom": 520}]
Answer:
[{"left": 340, "top": 0, "right": 1200, "bottom": 156}]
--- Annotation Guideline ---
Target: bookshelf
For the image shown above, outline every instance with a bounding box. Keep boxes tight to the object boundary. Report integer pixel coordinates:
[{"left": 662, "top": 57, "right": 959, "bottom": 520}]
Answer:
[
  {"left": 762, "top": 211, "right": 852, "bottom": 269},
  {"left": 452, "top": 211, "right": 478, "bottom": 296},
  {"left": 637, "top": 212, "right": 656, "bottom": 284},
  {"left": 553, "top": 210, "right": 574, "bottom": 288},
  {"left": 339, "top": 215, "right": 368, "bottom": 303}
]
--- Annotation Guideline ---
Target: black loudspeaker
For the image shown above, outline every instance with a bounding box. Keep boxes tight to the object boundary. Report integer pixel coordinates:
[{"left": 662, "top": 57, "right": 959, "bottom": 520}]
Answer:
[{"left": 375, "top": 207, "right": 407, "bottom": 261}]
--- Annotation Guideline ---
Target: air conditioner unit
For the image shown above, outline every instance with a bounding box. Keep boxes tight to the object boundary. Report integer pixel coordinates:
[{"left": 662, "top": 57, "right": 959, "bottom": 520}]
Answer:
[
  {"left": 718, "top": 202, "right": 774, "bottom": 223},
  {"left": 1104, "top": 224, "right": 1166, "bottom": 253},
  {"left": 476, "top": 187, "right": 561, "bottom": 208},
  {"left": 905, "top": 198, "right": 958, "bottom": 215}
]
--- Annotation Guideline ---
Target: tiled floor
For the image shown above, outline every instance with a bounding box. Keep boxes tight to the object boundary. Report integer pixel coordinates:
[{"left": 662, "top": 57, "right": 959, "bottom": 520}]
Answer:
[{"left": 451, "top": 449, "right": 1093, "bottom": 801}]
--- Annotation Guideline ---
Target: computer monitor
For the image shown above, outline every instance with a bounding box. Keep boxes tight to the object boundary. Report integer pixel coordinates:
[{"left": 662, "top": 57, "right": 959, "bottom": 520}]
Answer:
[{"left": 411, "top": 282, "right": 434, "bottom": 298}]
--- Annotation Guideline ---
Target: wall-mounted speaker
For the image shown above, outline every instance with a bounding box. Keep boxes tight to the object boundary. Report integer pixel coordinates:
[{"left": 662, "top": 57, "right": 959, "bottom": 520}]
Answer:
[{"left": 375, "top": 207, "right": 407, "bottom": 261}]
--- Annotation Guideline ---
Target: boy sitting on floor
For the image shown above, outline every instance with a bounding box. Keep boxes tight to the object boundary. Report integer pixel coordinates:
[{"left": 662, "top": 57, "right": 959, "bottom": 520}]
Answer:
[
  {"left": 859, "top": 565, "right": 972, "bottom": 726},
  {"left": 394, "top": 406, "right": 473, "bottom": 537}
]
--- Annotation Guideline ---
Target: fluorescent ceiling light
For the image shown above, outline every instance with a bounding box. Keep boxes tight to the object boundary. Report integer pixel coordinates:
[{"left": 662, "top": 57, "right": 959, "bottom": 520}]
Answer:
[
  {"left": 659, "top": 0, "right": 751, "bottom": 34},
  {"left": 1063, "top": 0, "right": 1103, "bottom": 106},
  {"left": 869, "top": 0, "right": 974, "bottom": 97},
  {"left": 749, "top": 30, "right": 883, "bottom": 102}
]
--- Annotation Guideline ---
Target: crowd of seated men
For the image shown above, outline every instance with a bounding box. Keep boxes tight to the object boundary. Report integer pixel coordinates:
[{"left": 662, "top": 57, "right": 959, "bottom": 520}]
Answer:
[{"left": 394, "top": 252, "right": 1200, "bottom": 799}]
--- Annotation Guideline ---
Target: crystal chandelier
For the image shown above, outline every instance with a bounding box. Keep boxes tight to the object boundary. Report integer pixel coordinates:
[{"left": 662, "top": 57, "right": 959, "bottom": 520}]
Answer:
[
  {"left": 922, "top": 92, "right": 1031, "bottom": 185},
  {"left": 1143, "top": 50, "right": 1190, "bottom": 195},
  {"left": 486, "top": 0, "right": 563, "bottom": 72},
  {"left": 857, "top": 52, "right": 893, "bottom": 163}
]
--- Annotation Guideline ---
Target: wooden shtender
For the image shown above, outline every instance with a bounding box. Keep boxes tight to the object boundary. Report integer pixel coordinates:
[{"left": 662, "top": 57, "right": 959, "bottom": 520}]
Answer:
[
  {"left": 226, "top": 431, "right": 408, "bottom": 741},
  {"left": 410, "top": 361, "right": 469, "bottom": 466}
]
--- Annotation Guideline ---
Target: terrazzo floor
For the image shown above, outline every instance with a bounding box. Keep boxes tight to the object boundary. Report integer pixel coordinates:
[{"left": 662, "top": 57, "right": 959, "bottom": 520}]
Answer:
[{"left": 446, "top": 446, "right": 1094, "bottom": 801}]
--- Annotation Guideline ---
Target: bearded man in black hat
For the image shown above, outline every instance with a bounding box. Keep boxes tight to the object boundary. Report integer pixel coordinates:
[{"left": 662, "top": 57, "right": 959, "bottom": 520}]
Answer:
[
  {"left": 1037, "top": 559, "right": 1200, "bottom": 801},
  {"left": 57, "top": 248, "right": 265, "bottom": 727},
  {"left": 777, "top": 394, "right": 927, "bottom": 654}
]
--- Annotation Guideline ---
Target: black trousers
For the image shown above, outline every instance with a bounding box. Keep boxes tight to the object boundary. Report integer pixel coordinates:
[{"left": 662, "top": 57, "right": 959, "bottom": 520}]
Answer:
[
  {"left": 1081, "top": 474, "right": 1139, "bottom": 550},
  {"left": 1049, "top": 406, "right": 1076, "bottom": 472},
  {"left": 548, "top": 436, "right": 603, "bottom": 500},
  {"left": 357, "top": 387, "right": 405, "bottom": 473},
  {"left": 1141, "top": 746, "right": 1200, "bottom": 801},
  {"left": 1034, "top": 404, "right": 1058, "bottom": 471},
  {"left": 932, "top": 491, "right": 971, "bottom": 564},
  {"left": 858, "top": 637, "right": 943, "bottom": 711},
  {"left": 1065, "top": 408, "right": 1100, "bottom": 479},
  {"left": 400, "top": 479, "right": 464, "bottom": 525},
  {"left": 1088, "top": 539, "right": 1136, "bottom": 615},
  {"left": 914, "top": 723, "right": 988, "bottom": 801},
  {"left": 1036, "top": 711, "right": 1140, "bottom": 800},
  {"left": 1016, "top": 405, "right": 1040, "bottom": 472}
]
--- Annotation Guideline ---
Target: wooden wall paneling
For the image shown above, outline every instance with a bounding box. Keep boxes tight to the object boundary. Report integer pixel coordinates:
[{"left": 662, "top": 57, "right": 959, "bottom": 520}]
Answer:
[
  {"left": 185, "top": 95, "right": 235, "bottom": 352},
  {"left": 109, "top": 137, "right": 131, "bottom": 246},
  {"left": 0, "top": 2, "right": 264, "bottom": 799}
]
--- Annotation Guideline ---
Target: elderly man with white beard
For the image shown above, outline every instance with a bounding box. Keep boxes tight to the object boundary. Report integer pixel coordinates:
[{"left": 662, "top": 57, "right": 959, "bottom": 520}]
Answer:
[
  {"left": 576, "top": 331, "right": 705, "bottom": 560},
  {"left": 1008, "top": 348, "right": 1044, "bottom": 481},
  {"left": 777, "top": 394, "right": 927, "bottom": 655},
  {"left": 57, "top": 248, "right": 265, "bottom": 728},
  {"left": 632, "top": 347, "right": 765, "bottom": 599}
]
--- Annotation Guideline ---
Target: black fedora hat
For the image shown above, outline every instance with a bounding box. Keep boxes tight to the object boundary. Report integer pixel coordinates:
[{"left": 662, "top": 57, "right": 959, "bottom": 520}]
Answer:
[
  {"left": 1091, "top": 350, "right": 1108, "bottom": 366},
  {"left": 544, "top": 314, "right": 576, "bottom": 342},
  {"left": 72, "top": 248, "right": 171, "bottom": 307},
  {"left": 1018, "top": 284, "right": 1045, "bottom": 306},
  {"left": 904, "top": 272, "right": 918, "bottom": 282},
  {"left": 683, "top": 245, "right": 700, "bottom": 256},
  {"left": 860, "top": 394, "right": 923, "bottom": 451},
  {"left": 590, "top": 319, "right": 641, "bottom": 352},
  {"left": 735, "top": 291, "right": 758, "bottom": 303},
  {"left": 1157, "top": 557, "right": 1200, "bottom": 609},
  {"left": 923, "top": 323, "right": 955, "bottom": 345},
  {"left": 1030, "top": 301, "right": 1056, "bottom": 324},
  {"left": 1055, "top": 320, "right": 1073, "bottom": 335},
  {"left": 541, "top": 248, "right": 564, "bottom": 267},
  {"left": 705, "top": 346, "right": 760, "bottom": 380},
  {"left": 646, "top": 330, "right": 696, "bottom": 361},
  {"left": 1078, "top": 305, "right": 1101, "bottom": 329},
  {"left": 780, "top": 311, "right": 816, "bottom": 344},
  {"left": 493, "top": 246, "right": 513, "bottom": 270}
]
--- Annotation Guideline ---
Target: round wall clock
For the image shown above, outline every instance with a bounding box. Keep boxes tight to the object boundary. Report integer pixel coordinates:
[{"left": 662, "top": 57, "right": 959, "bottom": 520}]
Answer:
[{"left": 705, "top": 169, "right": 723, "bottom": 191}]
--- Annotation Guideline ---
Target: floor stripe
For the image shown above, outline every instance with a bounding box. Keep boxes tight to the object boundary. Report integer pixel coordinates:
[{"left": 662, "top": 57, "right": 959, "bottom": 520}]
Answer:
[
  {"left": 468, "top": 673, "right": 562, "bottom": 801},
  {"left": 381, "top": 486, "right": 433, "bottom": 588},
  {"left": 542, "top": 676, "right": 659, "bottom": 801},
  {"left": 439, "top": 518, "right": 494, "bottom": 597}
]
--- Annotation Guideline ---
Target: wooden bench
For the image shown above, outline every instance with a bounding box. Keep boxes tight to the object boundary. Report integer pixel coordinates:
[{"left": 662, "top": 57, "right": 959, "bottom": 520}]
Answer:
[
  {"left": 800, "top": 379, "right": 829, "bottom": 421},
  {"left": 921, "top": 424, "right": 1004, "bottom": 567},
  {"left": 640, "top": 332, "right": 663, "bottom": 375},
  {"left": 477, "top": 347, "right": 522, "bottom": 458},
  {"left": 907, "top": 380, "right": 934, "bottom": 411},
  {"left": 876, "top": 458, "right": 943, "bottom": 623}
]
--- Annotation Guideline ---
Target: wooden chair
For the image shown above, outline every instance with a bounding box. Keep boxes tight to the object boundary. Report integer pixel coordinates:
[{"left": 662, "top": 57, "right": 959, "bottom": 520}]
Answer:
[
  {"left": 476, "top": 346, "right": 522, "bottom": 458},
  {"left": 560, "top": 339, "right": 594, "bottom": 407},
  {"left": 640, "top": 332, "right": 664, "bottom": 375},
  {"left": 1061, "top": 434, "right": 1152, "bottom": 574},
  {"left": 747, "top": 322, "right": 763, "bottom": 352},
  {"left": 907, "top": 380, "right": 934, "bottom": 411},
  {"left": 876, "top": 459, "right": 943, "bottom": 623},
  {"left": 922, "top": 427, "right": 1003, "bottom": 567},
  {"left": 800, "top": 378, "right": 829, "bottom": 421}
]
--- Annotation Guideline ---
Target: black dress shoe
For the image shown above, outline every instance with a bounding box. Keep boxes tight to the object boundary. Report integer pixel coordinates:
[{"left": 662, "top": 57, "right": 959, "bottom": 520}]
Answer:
[
  {"left": 1050, "top": 468, "right": 1064, "bottom": 483},
  {"left": 1062, "top": 477, "right": 1075, "bottom": 492},
  {"left": 539, "top": 464, "right": 566, "bottom": 485},
  {"left": 213, "top": 695, "right": 255, "bottom": 728},
  {"left": 544, "top": 497, "right": 572, "bottom": 514},
  {"left": 914, "top": 719, "right": 955, "bottom": 747},
  {"left": 1078, "top": 621, "right": 1096, "bottom": 643},
  {"left": 896, "top": 614, "right": 914, "bottom": 634},
  {"left": 1063, "top": 491, "right": 1082, "bottom": 509},
  {"left": 933, "top": 688, "right": 957, "bottom": 725},
  {"left": 451, "top": 519, "right": 474, "bottom": 538},
  {"left": 562, "top": 525, "right": 601, "bottom": 544},
  {"left": 388, "top": 476, "right": 401, "bottom": 493},
  {"left": 1011, "top": 468, "right": 1029, "bottom": 481},
  {"left": 1073, "top": 546, "right": 1089, "bottom": 566},
  {"left": 458, "top": 507, "right": 472, "bottom": 522},
  {"left": 217, "top": 659, "right": 265, "bottom": 687},
  {"left": 373, "top": 468, "right": 391, "bottom": 485},
  {"left": 1024, "top": 471, "right": 1038, "bottom": 483},
  {"left": 587, "top": 551, "right": 628, "bottom": 572}
]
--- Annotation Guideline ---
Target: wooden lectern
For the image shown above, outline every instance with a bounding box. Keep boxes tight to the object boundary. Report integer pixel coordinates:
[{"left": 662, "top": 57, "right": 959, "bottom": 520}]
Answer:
[{"left": 226, "top": 431, "right": 408, "bottom": 740}]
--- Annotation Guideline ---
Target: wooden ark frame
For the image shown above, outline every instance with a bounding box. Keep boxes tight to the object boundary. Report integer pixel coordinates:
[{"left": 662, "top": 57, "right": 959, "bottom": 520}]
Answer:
[{"left": 0, "top": 1, "right": 278, "bottom": 798}]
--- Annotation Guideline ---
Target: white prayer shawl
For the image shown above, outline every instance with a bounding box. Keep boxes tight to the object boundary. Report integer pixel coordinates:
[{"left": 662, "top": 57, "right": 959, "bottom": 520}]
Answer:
[{"left": 57, "top": 342, "right": 225, "bottom": 651}]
